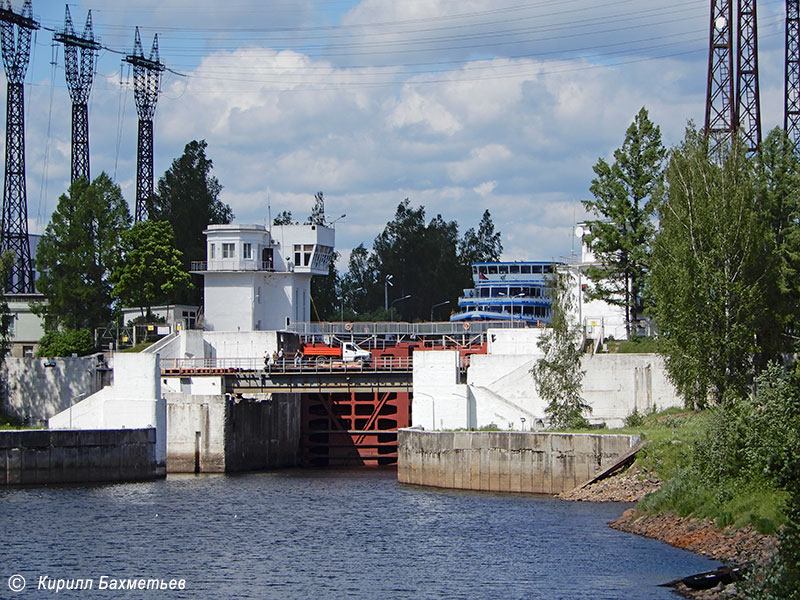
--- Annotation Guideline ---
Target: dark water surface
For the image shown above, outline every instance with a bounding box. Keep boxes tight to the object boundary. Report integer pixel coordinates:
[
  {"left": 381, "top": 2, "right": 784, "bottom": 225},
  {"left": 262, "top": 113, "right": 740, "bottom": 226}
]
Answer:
[{"left": 1, "top": 469, "right": 718, "bottom": 599}]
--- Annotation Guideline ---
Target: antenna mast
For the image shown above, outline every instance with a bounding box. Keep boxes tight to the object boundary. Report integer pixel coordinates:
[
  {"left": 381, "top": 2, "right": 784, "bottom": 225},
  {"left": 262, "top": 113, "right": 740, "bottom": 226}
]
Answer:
[
  {"left": 124, "top": 27, "right": 164, "bottom": 222},
  {"left": 0, "top": 0, "right": 39, "bottom": 293},
  {"left": 54, "top": 6, "right": 100, "bottom": 184}
]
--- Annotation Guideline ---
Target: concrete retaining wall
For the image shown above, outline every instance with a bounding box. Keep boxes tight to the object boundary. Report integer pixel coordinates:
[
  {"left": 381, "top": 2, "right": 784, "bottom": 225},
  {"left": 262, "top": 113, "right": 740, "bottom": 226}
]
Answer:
[
  {"left": 1, "top": 356, "right": 110, "bottom": 424},
  {"left": 398, "top": 429, "right": 640, "bottom": 494},
  {"left": 415, "top": 346, "right": 682, "bottom": 430},
  {"left": 166, "top": 392, "right": 301, "bottom": 473},
  {"left": 0, "top": 428, "right": 161, "bottom": 485}
]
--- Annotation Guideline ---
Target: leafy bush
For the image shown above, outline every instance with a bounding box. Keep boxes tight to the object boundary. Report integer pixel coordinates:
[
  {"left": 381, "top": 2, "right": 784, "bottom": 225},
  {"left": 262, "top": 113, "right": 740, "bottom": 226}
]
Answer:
[
  {"left": 36, "top": 328, "right": 95, "bottom": 357},
  {"left": 624, "top": 407, "right": 645, "bottom": 428},
  {"left": 639, "top": 363, "right": 800, "bottom": 535}
]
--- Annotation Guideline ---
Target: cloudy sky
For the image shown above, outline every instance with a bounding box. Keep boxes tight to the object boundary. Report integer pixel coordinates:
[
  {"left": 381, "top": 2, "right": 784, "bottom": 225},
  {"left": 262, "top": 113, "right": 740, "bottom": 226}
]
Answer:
[{"left": 5, "top": 0, "right": 790, "bottom": 267}]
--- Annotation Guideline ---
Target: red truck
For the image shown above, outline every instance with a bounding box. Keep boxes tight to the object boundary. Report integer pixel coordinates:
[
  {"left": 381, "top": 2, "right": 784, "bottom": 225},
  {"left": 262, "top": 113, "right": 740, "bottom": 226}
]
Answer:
[{"left": 302, "top": 342, "right": 372, "bottom": 365}]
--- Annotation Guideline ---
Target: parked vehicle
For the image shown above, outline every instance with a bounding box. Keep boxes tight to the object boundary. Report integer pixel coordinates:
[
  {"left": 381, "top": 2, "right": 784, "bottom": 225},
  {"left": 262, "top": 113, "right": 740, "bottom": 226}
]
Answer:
[{"left": 302, "top": 342, "right": 371, "bottom": 365}]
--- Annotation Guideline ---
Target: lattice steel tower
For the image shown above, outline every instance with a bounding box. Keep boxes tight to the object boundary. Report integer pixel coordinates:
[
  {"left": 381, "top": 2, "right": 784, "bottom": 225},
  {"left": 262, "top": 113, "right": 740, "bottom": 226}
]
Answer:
[
  {"left": 736, "top": 0, "right": 761, "bottom": 152},
  {"left": 0, "top": 0, "right": 38, "bottom": 294},
  {"left": 54, "top": 6, "right": 100, "bottom": 184},
  {"left": 705, "top": 0, "right": 762, "bottom": 155},
  {"left": 705, "top": 0, "right": 735, "bottom": 156},
  {"left": 124, "top": 28, "right": 164, "bottom": 222},
  {"left": 786, "top": 0, "right": 800, "bottom": 150}
]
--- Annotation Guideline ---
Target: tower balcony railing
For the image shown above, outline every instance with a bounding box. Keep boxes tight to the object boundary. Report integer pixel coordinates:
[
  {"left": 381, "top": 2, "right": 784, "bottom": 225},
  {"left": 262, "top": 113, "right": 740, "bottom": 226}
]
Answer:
[{"left": 190, "top": 260, "right": 276, "bottom": 272}]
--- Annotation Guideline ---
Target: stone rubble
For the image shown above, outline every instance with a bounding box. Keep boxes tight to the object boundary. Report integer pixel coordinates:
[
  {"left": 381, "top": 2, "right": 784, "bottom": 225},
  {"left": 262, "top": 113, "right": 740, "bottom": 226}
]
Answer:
[
  {"left": 558, "top": 465, "right": 779, "bottom": 600},
  {"left": 557, "top": 464, "right": 661, "bottom": 502}
]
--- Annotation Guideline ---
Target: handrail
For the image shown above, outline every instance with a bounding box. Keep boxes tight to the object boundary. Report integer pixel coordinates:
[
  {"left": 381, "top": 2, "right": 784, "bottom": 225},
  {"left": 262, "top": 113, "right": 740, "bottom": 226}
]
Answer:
[{"left": 160, "top": 355, "right": 415, "bottom": 374}]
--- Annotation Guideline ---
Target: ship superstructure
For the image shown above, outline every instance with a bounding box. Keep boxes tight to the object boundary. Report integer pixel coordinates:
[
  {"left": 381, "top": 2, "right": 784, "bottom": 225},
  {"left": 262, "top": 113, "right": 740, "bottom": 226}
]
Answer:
[{"left": 450, "top": 261, "right": 555, "bottom": 325}]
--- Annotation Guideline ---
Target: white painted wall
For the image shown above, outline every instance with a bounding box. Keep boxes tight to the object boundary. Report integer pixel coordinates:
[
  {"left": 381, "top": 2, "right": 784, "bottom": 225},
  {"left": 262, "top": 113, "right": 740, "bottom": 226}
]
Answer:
[
  {"left": 486, "top": 328, "right": 546, "bottom": 355},
  {"left": 412, "top": 351, "right": 468, "bottom": 430},
  {"left": 413, "top": 349, "right": 682, "bottom": 430},
  {"left": 161, "top": 376, "right": 223, "bottom": 395},
  {"left": 49, "top": 354, "right": 167, "bottom": 468},
  {"left": 204, "top": 273, "right": 256, "bottom": 332}
]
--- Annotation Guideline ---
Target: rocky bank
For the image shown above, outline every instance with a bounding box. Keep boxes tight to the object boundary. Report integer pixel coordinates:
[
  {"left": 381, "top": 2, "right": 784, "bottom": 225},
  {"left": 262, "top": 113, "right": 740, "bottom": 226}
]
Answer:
[{"left": 559, "top": 465, "right": 778, "bottom": 599}]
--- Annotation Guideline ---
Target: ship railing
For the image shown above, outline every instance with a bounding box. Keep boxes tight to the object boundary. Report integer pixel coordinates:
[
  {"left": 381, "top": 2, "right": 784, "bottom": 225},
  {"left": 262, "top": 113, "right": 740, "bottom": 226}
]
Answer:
[{"left": 286, "top": 320, "right": 526, "bottom": 337}]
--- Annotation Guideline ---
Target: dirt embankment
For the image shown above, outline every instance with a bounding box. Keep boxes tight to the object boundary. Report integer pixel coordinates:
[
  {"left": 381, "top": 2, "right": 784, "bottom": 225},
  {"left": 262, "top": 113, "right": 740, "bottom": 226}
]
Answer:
[{"left": 559, "top": 466, "right": 778, "bottom": 599}]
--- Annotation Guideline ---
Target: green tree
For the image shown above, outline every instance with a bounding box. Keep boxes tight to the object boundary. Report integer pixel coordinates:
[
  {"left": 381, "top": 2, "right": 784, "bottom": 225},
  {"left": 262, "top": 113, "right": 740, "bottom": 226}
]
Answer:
[
  {"left": 147, "top": 140, "right": 233, "bottom": 304},
  {"left": 311, "top": 250, "right": 340, "bottom": 321},
  {"left": 0, "top": 251, "right": 15, "bottom": 363},
  {"left": 582, "top": 107, "right": 666, "bottom": 338},
  {"left": 273, "top": 210, "right": 296, "bottom": 225},
  {"left": 36, "top": 328, "right": 94, "bottom": 357},
  {"left": 531, "top": 268, "right": 589, "bottom": 429},
  {"left": 755, "top": 127, "right": 800, "bottom": 353},
  {"left": 34, "top": 173, "right": 131, "bottom": 331},
  {"left": 305, "top": 192, "right": 325, "bottom": 225},
  {"left": 111, "top": 221, "right": 192, "bottom": 317},
  {"left": 372, "top": 200, "right": 466, "bottom": 321},
  {"left": 649, "top": 129, "right": 774, "bottom": 408},
  {"left": 459, "top": 209, "right": 503, "bottom": 266},
  {"left": 339, "top": 244, "right": 378, "bottom": 319}
]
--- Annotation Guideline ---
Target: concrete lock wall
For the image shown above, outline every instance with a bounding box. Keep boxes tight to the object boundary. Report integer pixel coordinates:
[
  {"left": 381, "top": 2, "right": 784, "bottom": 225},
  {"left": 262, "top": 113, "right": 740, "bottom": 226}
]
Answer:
[
  {"left": 166, "top": 392, "right": 301, "bottom": 473},
  {"left": 414, "top": 346, "right": 682, "bottom": 430},
  {"left": 2, "top": 356, "right": 109, "bottom": 424},
  {"left": 0, "top": 428, "right": 161, "bottom": 485},
  {"left": 398, "top": 429, "right": 640, "bottom": 494},
  {"left": 48, "top": 354, "right": 167, "bottom": 469}
]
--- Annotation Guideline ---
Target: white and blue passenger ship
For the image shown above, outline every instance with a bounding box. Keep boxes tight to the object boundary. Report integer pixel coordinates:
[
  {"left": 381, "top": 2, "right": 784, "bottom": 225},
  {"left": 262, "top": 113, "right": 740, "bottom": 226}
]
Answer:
[{"left": 450, "top": 261, "right": 554, "bottom": 325}]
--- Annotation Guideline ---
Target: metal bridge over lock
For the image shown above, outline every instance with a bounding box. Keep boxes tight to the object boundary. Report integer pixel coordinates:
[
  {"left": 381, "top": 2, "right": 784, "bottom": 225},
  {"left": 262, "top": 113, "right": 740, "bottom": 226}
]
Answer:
[
  {"left": 160, "top": 321, "right": 506, "bottom": 467},
  {"left": 162, "top": 355, "right": 418, "bottom": 467}
]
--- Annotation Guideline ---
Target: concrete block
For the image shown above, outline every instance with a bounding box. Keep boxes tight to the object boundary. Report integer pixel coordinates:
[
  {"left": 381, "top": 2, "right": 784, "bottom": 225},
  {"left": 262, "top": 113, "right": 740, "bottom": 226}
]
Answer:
[{"left": 20, "top": 430, "right": 51, "bottom": 449}]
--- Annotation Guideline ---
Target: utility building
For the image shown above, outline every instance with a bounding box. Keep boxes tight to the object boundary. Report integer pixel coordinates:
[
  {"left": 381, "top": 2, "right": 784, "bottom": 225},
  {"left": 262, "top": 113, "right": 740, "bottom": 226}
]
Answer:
[{"left": 193, "top": 223, "right": 334, "bottom": 332}]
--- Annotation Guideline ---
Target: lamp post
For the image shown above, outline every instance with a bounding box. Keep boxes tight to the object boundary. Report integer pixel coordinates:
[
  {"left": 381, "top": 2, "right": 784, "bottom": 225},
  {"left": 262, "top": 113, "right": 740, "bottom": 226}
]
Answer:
[
  {"left": 384, "top": 274, "right": 393, "bottom": 312},
  {"left": 328, "top": 214, "right": 346, "bottom": 228},
  {"left": 430, "top": 300, "right": 450, "bottom": 322},
  {"left": 511, "top": 292, "right": 524, "bottom": 325},
  {"left": 390, "top": 294, "right": 411, "bottom": 321}
]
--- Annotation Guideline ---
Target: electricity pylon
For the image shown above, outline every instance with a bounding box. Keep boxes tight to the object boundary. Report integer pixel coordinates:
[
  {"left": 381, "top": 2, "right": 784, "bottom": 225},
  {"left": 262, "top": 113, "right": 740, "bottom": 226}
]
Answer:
[
  {"left": 124, "top": 27, "right": 164, "bottom": 222},
  {"left": 704, "top": 0, "right": 762, "bottom": 155},
  {"left": 786, "top": 0, "right": 800, "bottom": 151},
  {"left": 54, "top": 6, "right": 100, "bottom": 184},
  {"left": 0, "top": 0, "right": 38, "bottom": 294}
]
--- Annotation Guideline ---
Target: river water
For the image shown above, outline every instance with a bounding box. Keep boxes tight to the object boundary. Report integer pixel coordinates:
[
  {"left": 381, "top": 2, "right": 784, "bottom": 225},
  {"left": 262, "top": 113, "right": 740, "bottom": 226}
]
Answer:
[{"left": 1, "top": 469, "right": 718, "bottom": 599}]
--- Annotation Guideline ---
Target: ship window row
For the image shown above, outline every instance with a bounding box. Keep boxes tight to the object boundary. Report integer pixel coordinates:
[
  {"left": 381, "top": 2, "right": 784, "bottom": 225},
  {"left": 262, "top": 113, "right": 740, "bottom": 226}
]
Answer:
[
  {"left": 470, "top": 305, "right": 551, "bottom": 317},
  {"left": 473, "top": 264, "right": 553, "bottom": 275},
  {"left": 479, "top": 286, "right": 547, "bottom": 298}
]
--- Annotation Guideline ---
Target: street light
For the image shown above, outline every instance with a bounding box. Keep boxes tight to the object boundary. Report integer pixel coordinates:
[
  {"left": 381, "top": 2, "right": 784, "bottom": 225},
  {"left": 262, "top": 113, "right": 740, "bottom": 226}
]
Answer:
[
  {"left": 498, "top": 291, "right": 524, "bottom": 323},
  {"left": 384, "top": 274, "right": 393, "bottom": 312},
  {"left": 430, "top": 300, "right": 450, "bottom": 322},
  {"left": 390, "top": 294, "right": 411, "bottom": 321},
  {"left": 329, "top": 214, "right": 346, "bottom": 227},
  {"left": 510, "top": 292, "right": 524, "bottom": 324}
]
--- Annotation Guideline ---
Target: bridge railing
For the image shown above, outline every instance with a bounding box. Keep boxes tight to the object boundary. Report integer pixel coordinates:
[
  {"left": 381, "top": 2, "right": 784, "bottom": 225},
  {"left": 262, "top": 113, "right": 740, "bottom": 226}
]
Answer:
[{"left": 160, "top": 356, "right": 415, "bottom": 375}]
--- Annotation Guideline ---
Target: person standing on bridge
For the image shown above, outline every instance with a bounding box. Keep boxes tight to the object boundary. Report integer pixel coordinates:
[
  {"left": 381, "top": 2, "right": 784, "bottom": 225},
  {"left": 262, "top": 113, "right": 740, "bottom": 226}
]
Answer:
[{"left": 294, "top": 349, "right": 302, "bottom": 368}]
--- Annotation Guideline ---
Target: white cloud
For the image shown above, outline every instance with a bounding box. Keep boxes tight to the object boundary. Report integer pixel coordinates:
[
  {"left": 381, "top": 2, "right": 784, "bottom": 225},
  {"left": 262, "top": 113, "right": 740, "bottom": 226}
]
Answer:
[{"left": 12, "top": 0, "right": 785, "bottom": 270}]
